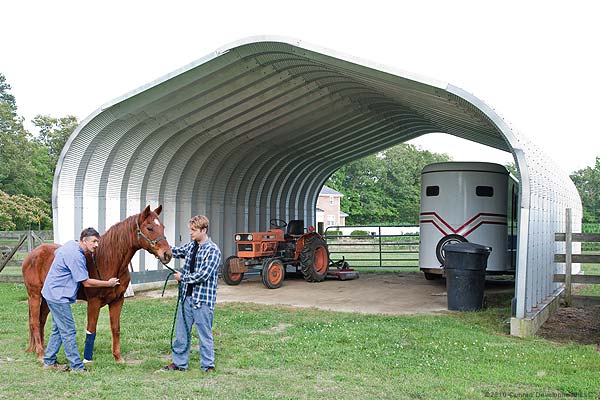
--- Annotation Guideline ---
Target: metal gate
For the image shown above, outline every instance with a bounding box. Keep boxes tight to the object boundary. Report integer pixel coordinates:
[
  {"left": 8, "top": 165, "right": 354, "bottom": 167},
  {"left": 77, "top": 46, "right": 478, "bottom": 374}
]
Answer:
[{"left": 324, "top": 225, "right": 419, "bottom": 270}]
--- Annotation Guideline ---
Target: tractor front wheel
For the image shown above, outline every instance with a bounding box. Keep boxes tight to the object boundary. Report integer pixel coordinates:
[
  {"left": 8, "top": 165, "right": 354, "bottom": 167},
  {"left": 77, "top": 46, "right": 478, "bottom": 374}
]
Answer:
[
  {"left": 299, "top": 236, "right": 329, "bottom": 282},
  {"left": 222, "top": 256, "right": 244, "bottom": 285},
  {"left": 262, "top": 258, "right": 285, "bottom": 289}
]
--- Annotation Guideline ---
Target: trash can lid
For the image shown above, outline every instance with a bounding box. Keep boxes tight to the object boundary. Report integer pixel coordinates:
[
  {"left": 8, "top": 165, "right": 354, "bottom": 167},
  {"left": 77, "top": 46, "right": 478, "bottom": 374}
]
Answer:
[{"left": 444, "top": 242, "right": 492, "bottom": 255}]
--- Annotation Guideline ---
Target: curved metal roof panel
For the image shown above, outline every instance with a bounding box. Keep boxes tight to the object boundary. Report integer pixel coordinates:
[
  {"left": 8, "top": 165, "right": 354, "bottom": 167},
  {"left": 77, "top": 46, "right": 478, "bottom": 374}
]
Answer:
[{"left": 53, "top": 36, "right": 581, "bottom": 333}]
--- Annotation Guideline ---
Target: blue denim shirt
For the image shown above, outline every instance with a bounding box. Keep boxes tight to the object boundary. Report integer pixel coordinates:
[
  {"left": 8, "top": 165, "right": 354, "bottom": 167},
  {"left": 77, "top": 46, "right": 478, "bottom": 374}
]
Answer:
[{"left": 41, "top": 240, "right": 89, "bottom": 304}]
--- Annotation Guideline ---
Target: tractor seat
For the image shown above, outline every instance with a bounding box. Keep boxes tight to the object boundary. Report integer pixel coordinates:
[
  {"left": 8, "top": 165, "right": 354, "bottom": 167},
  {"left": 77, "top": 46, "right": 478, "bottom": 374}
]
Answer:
[{"left": 286, "top": 220, "right": 305, "bottom": 238}]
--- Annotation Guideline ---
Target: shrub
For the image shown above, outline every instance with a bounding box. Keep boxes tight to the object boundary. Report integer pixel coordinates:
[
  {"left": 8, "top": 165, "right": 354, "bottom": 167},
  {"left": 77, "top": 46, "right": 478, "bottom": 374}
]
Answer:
[{"left": 350, "top": 230, "right": 371, "bottom": 237}]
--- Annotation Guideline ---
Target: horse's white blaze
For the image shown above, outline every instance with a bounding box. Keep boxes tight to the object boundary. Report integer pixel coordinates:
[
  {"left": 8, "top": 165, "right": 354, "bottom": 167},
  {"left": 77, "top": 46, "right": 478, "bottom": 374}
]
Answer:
[{"left": 154, "top": 218, "right": 160, "bottom": 225}]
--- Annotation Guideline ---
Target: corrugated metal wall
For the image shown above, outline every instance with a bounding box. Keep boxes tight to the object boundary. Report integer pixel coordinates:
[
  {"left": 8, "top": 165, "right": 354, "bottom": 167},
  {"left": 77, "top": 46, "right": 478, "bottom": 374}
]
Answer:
[{"left": 53, "top": 37, "right": 581, "bottom": 327}]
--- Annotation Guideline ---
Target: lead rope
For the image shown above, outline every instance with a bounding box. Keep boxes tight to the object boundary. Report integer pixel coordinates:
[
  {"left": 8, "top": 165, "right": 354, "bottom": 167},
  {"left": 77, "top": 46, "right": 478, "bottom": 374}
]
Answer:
[
  {"left": 92, "top": 254, "right": 102, "bottom": 279},
  {"left": 168, "top": 285, "right": 193, "bottom": 355},
  {"left": 158, "top": 261, "right": 192, "bottom": 355}
]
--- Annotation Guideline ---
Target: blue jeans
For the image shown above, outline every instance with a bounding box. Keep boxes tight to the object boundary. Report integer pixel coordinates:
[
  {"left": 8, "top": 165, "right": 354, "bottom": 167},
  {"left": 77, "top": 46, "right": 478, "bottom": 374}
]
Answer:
[
  {"left": 172, "top": 297, "right": 214, "bottom": 370},
  {"left": 43, "top": 300, "right": 85, "bottom": 371}
]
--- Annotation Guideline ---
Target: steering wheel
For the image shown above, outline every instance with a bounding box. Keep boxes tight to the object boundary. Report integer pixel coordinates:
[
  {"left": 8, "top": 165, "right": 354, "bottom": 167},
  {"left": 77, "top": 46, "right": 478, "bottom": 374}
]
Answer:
[{"left": 270, "top": 219, "right": 288, "bottom": 229}]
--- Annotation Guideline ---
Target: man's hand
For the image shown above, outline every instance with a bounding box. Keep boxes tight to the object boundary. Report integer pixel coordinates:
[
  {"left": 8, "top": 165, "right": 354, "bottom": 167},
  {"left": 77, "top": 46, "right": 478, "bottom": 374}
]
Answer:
[
  {"left": 83, "top": 277, "right": 120, "bottom": 288},
  {"left": 174, "top": 272, "right": 182, "bottom": 282}
]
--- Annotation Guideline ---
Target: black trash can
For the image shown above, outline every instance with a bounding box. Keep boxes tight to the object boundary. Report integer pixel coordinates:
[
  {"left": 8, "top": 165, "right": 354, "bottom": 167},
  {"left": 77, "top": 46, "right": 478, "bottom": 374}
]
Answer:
[{"left": 443, "top": 242, "right": 491, "bottom": 311}]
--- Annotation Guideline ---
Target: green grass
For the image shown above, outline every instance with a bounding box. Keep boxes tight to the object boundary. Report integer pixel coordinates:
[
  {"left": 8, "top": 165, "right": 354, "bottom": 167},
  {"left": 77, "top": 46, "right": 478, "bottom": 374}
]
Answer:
[
  {"left": 577, "top": 263, "right": 600, "bottom": 296},
  {"left": 329, "top": 243, "right": 419, "bottom": 269},
  {"left": 1, "top": 283, "right": 599, "bottom": 399},
  {"left": 0, "top": 266, "right": 22, "bottom": 276}
]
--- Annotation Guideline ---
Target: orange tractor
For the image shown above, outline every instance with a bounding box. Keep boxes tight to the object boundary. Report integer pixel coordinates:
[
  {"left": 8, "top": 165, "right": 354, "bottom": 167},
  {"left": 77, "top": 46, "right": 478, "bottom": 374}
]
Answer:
[{"left": 222, "top": 219, "right": 357, "bottom": 289}]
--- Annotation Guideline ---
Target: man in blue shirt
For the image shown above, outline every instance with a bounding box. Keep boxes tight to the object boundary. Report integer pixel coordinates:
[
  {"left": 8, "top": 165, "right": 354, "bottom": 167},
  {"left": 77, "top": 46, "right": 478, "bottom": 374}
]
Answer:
[
  {"left": 42, "top": 227, "right": 120, "bottom": 372},
  {"left": 161, "top": 215, "right": 222, "bottom": 372}
]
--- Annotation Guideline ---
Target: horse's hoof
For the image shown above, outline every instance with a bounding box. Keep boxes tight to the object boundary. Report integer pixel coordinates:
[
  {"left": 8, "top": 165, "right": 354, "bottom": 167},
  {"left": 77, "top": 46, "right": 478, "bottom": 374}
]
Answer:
[{"left": 115, "top": 357, "right": 125, "bottom": 363}]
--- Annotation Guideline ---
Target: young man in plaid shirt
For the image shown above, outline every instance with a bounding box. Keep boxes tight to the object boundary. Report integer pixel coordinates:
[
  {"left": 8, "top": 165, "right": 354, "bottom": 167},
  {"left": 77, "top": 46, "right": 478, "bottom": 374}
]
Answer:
[{"left": 161, "top": 215, "right": 221, "bottom": 372}]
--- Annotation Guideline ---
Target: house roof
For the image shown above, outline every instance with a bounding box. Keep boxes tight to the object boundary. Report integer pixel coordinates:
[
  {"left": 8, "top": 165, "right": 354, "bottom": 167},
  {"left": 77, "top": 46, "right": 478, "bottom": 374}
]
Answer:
[{"left": 319, "top": 185, "right": 343, "bottom": 196}]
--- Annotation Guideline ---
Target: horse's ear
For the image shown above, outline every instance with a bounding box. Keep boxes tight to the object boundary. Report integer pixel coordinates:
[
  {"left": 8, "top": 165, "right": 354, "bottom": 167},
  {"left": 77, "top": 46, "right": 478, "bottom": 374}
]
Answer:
[
  {"left": 154, "top": 205, "right": 163, "bottom": 215},
  {"left": 141, "top": 205, "right": 151, "bottom": 218}
]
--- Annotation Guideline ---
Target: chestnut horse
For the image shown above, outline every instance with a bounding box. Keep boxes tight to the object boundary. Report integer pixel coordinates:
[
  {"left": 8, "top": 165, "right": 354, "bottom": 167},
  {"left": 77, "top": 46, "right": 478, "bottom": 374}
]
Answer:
[{"left": 22, "top": 205, "right": 172, "bottom": 362}]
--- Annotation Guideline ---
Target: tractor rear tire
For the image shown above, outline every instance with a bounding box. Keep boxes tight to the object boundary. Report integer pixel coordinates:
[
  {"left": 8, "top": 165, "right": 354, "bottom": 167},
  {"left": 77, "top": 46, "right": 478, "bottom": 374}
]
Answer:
[
  {"left": 222, "top": 256, "right": 244, "bottom": 285},
  {"left": 299, "top": 236, "right": 329, "bottom": 282},
  {"left": 262, "top": 258, "right": 285, "bottom": 289}
]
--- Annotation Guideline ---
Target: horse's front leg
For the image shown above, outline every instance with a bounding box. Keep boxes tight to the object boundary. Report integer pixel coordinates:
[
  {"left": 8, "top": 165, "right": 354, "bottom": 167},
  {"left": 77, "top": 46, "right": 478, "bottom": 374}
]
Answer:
[
  {"left": 84, "top": 299, "right": 101, "bottom": 363},
  {"left": 108, "top": 296, "right": 125, "bottom": 362}
]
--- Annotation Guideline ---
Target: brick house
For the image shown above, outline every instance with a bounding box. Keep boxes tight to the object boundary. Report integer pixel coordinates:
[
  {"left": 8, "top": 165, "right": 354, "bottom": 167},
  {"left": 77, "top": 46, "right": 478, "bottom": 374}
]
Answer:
[{"left": 316, "top": 185, "right": 348, "bottom": 227}]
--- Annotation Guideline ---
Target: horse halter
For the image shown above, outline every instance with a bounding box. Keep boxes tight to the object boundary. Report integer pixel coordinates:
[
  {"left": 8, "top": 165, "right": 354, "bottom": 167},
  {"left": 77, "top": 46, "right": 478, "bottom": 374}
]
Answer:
[{"left": 136, "top": 218, "right": 167, "bottom": 249}]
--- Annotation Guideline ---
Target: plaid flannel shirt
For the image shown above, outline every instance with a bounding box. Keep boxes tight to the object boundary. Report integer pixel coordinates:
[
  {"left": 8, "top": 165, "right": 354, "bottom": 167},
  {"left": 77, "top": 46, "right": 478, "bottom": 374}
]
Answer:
[{"left": 171, "top": 238, "right": 222, "bottom": 310}]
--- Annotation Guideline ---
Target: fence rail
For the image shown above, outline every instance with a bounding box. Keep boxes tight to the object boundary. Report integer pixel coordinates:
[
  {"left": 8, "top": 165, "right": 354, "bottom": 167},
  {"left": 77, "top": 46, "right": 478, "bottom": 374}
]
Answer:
[
  {"left": 0, "top": 230, "right": 53, "bottom": 279},
  {"left": 324, "top": 225, "right": 419, "bottom": 269},
  {"left": 554, "top": 208, "right": 600, "bottom": 306}
]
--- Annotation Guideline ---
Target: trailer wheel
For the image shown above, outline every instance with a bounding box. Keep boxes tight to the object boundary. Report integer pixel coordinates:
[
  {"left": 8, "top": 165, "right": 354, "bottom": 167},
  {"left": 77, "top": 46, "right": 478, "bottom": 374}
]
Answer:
[
  {"left": 423, "top": 271, "right": 443, "bottom": 280},
  {"left": 262, "top": 258, "right": 284, "bottom": 289},
  {"left": 222, "top": 256, "right": 244, "bottom": 285},
  {"left": 435, "top": 234, "right": 468, "bottom": 266},
  {"left": 300, "top": 236, "right": 329, "bottom": 282}
]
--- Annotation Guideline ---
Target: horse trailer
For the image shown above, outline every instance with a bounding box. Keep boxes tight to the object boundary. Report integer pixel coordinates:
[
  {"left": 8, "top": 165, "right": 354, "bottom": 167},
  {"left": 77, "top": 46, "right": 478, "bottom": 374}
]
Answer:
[{"left": 418, "top": 162, "right": 518, "bottom": 280}]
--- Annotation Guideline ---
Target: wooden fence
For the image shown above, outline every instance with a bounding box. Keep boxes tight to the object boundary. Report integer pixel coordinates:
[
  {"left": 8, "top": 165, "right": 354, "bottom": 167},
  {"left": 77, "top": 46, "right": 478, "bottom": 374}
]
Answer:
[
  {"left": 554, "top": 208, "right": 600, "bottom": 306},
  {"left": 0, "top": 230, "right": 53, "bottom": 280}
]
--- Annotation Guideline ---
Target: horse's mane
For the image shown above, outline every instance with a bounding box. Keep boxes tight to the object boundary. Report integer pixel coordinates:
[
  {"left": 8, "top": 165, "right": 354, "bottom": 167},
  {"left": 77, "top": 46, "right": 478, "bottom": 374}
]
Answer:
[{"left": 95, "top": 213, "right": 140, "bottom": 271}]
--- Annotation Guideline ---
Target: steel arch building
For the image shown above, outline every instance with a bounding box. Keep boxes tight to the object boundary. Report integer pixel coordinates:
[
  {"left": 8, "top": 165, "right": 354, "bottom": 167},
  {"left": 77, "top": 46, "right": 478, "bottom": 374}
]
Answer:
[{"left": 53, "top": 37, "right": 581, "bottom": 336}]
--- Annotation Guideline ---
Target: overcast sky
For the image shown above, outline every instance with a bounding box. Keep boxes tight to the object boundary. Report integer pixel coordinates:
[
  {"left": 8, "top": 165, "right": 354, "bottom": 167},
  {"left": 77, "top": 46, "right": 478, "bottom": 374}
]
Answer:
[{"left": 2, "top": 1, "right": 598, "bottom": 174}]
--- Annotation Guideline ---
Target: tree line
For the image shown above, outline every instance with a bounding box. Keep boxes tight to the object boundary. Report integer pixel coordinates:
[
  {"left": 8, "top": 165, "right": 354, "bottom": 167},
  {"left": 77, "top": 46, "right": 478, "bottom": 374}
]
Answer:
[
  {"left": 326, "top": 144, "right": 451, "bottom": 225},
  {"left": 1, "top": 72, "right": 599, "bottom": 230}
]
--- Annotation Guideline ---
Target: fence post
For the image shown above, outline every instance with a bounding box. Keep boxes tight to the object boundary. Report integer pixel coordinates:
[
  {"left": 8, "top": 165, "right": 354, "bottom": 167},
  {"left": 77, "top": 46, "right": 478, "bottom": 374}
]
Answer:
[
  {"left": 378, "top": 226, "right": 382, "bottom": 269},
  {"left": 27, "top": 230, "right": 34, "bottom": 252},
  {"left": 565, "top": 208, "right": 573, "bottom": 307}
]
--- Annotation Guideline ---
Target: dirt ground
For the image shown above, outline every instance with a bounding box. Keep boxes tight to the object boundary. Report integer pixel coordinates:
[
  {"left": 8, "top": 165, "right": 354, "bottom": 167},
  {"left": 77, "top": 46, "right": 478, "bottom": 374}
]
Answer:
[
  {"left": 151, "top": 272, "right": 512, "bottom": 315},
  {"left": 536, "top": 284, "right": 600, "bottom": 346},
  {"left": 147, "top": 272, "right": 599, "bottom": 345},
  {"left": 537, "top": 306, "right": 600, "bottom": 345},
  {"left": 216, "top": 272, "right": 451, "bottom": 315}
]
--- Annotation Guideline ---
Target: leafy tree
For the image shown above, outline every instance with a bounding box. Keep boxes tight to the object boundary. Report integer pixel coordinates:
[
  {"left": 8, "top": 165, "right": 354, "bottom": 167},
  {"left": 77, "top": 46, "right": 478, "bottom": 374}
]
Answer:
[
  {"left": 328, "top": 154, "right": 387, "bottom": 225},
  {"left": 328, "top": 143, "right": 450, "bottom": 225},
  {"left": 570, "top": 157, "right": 600, "bottom": 223},
  {"left": 0, "top": 100, "right": 38, "bottom": 195},
  {"left": 505, "top": 162, "right": 519, "bottom": 179},
  {"left": 0, "top": 190, "right": 52, "bottom": 230},
  {"left": 32, "top": 114, "right": 78, "bottom": 173},
  {"left": 379, "top": 144, "right": 450, "bottom": 225},
  {"left": 0, "top": 74, "right": 16, "bottom": 110},
  {"left": 0, "top": 74, "right": 77, "bottom": 210},
  {"left": 0, "top": 73, "right": 20, "bottom": 135},
  {"left": 0, "top": 74, "right": 53, "bottom": 202}
]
